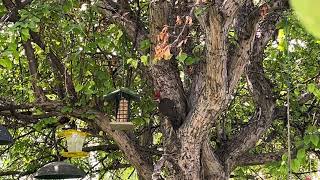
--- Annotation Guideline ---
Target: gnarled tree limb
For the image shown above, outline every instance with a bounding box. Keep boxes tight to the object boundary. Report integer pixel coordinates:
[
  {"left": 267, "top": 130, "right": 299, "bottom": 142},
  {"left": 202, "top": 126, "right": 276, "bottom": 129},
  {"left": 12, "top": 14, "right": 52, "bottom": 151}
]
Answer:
[
  {"left": 97, "top": 0, "right": 148, "bottom": 49},
  {"left": 220, "top": 7, "right": 285, "bottom": 172},
  {"left": 30, "top": 32, "right": 76, "bottom": 100},
  {"left": 236, "top": 150, "right": 285, "bottom": 167},
  {"left": 22, "top": 40, "right": 46, "bottom": 102}
]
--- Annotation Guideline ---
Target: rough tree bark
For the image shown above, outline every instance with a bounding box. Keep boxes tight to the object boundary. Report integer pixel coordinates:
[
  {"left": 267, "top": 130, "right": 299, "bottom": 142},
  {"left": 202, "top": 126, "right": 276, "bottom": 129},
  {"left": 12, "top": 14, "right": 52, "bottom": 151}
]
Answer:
[
  {"left": 0, "top": 0, "right": 290, "bottom": 179},
  {"left": 98, "top": 0, "right": 289, "bottom": 179}
]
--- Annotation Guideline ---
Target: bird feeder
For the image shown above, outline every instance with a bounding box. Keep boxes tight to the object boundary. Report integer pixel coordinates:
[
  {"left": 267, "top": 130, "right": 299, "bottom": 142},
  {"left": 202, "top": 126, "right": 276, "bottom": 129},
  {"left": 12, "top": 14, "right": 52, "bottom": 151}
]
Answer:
[
  {"left": 58, "top": 129, "right": 89, "bottom": 158},
  {"left": 0, "top": 125, "right": 13, "bottom": 145},
  {"left": 34, "top": 161, "right": 85, "bottom": 179},
  {"left": 105, "top": 87, "right": 139, "bottom": 131}
]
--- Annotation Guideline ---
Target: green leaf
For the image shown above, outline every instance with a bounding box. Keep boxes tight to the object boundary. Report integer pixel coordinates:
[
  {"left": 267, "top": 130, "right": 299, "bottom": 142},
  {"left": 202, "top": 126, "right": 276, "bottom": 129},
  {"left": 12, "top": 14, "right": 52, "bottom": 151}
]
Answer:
[
  {"left": 86, "top": 114, "right": 96, "bottom": 120},
  {"left": 185, "top": 57, "right": 197, "bottom": 65},
  {"left": 291, "top": 159, "right": 300, "bottom": 172},
  {"left": 0, "top": 57, "right": 13, "bottom": 69},
  {"left": 176, "top": 52, "right": 188, "bottom": 62},
  {"left": 127, "top": 58, "right": 138, "bottom": 68},
  {"left": 307, "top": 83, "right": 320, "bottom": 99},
  {"left": 307, "top": 83, "right": 317, "bottom": 93},
  {"left": 307, "top": 125, "right": 317, "bottom": 133},
  {"left": 63, "top": 1, "right": 73, "bottom": 12},
  {"left": 277, "top": 29, "right": 285, "bottom": 51},
  {"left": 140, "top": 55, "right": 149, "bottom": 65},
  {"left": 61, "top": 106, "right": 73, "bottom": 113},
  {"left": 21, "top": 28, "right": 30, "bottom": 41},
  {"left": 116, "top": 30, "right": 123, "bottom": 40},
  {"left": 75, "top": 84, "right": 84, "bottom": 92},
  {"left": 296, "top": 148, "right": 306, "bottom": 160},
  {"left": 139, "top": 39, "right": 151, "bottom": 51},
  {"left": 27, "top": 21, "right": 37, "bottom": 32},
  {"left": 304, "top": 134, "right": 311, "bottom": 145},
  {"left": 194, "top": 6, "right": 207, "bottom": 16},
  {"left": 132, "top": 117, "right": 145, "bottom": 126},
  {"left": 310, "top": 134, "right": 319, "bottom": 146},
  {"left": 34, "top": 118, "right": 58, "bottom": 131},
  {"left": 291, "top": 0, "right": 320, "bottom": 39}
]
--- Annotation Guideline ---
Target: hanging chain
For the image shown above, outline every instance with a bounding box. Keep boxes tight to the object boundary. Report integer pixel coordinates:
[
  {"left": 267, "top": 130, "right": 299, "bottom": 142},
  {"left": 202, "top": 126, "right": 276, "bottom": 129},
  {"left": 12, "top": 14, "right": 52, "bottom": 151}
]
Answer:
[
  {"left": 122, "top": 55, "right": 125, "bottom": 88},
  {"left": 287, "top": 79, "right": 291, "bottom": 180},
  {"left": 284, "top": 15, "right": 292, "bottom": 180}
]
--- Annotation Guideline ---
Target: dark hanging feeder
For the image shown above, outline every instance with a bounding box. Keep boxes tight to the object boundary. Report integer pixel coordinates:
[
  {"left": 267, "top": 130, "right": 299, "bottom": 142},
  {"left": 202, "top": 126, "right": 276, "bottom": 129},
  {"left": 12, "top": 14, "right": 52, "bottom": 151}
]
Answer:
[
  {"left": 34, "top": 161, "right": 85, "bottom": 179},
  {"left": 105, "top": 87, "right": 140, "bottom": 131},
  {"left": 0, "top": 125, "right": 13, "bottom": 145}
]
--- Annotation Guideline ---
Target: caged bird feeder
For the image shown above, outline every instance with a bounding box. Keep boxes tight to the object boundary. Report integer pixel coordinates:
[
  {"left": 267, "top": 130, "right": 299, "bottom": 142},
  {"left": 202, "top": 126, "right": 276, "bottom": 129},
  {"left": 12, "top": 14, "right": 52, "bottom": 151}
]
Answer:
[
  {"left": 105, "top": 87, "right": 140, "bottom": 131},
  {"left": 0, "top": 125, "right": 13, "bottom": 145},
  {"left": 34, "top": 161, "right": 85, "bottom": 179},
  {"left": 58, "top": 129, "right": 90, "bottom": 158}
]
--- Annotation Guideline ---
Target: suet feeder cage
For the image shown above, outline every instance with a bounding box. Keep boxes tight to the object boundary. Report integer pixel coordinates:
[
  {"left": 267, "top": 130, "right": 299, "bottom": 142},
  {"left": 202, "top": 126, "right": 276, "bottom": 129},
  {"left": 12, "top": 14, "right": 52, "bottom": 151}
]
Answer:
[
  {"left": 34, "top": 161, "right": 85, "bottom": 179},
  {"left": 0, "top": 125, "right": 13, "bottom": 145},
  {"left": 58, "top": 129, "right": 90, "bottom": 158},
  {"left": 105, "top": 87, "right": 140, "bottom": 131}
]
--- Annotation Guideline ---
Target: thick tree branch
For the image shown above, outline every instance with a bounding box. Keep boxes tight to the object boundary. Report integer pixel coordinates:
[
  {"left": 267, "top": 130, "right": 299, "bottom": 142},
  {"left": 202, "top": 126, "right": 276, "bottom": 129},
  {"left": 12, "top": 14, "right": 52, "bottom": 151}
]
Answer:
[
  {"left": 83, "top": 144, "right": 119, "bottom": 152},
  {"left": 182, "top": 5, "right": 228, "bottom": 133},
  {"left": 1, "top": 0, "right": 32, "bottom": 22},
  {"left": 30, "top": 32, "right": 76, "bottom": 100},
  {"left": 224, "top": 60, "right": 277, "bottom": 172},
  {"left": 227, "top": 0, "right": 259, "bottom": 92},
  {"left": 220, "top": 5, "right": 287, "bottom": 172},
  {"left": 97, "top": 0, "right": 148, "bottom": 49},
  {"left": 236, "top": 150, "right": 285, "bottom": 166},
  {"left": 201, "top": 139, "right": 226, "bottom": 179},
  {"left": 22, "top": 40, "right": 46, "bottom": 102},
  {"left": 76, "top": 111, "right": 154, "bottom": 180},
  {"left": 173, "top": 6, "right": 231, "bottom": 179},
  {"left": 222, "top": 0, "right": 246, "bottom": 26},
  {"left": 227, "top": 0, "right": 289, "bottom": 92}
]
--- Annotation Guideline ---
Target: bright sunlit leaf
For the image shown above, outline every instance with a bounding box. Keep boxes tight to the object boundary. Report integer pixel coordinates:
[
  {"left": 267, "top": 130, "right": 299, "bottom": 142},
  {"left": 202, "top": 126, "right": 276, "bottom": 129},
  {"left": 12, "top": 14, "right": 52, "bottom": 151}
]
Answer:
[{"left": 291, "top": 0, "right": 320, "bottom": 38}]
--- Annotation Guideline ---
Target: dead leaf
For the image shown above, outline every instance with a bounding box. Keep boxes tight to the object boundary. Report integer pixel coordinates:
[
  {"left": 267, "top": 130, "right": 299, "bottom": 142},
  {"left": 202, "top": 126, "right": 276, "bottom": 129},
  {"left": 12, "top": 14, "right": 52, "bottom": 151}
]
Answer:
[
  {"left": 163, "top": 45, "right": 172, "bottom": 60},
  {"left": 185, "top": 16, "right": 193, "bottom": 26},
  {"left": 176, "top": 16, "right": 183, "bottom": 25},
  {"left": 157, "top": 25, "right": 169, "bottom": 43},
  {"left": 154, "top": 25, "right": 172, "bottom": 62},
  {"left": 259, "top": 3, "right": 270, "bottom": 18},
  {"left": 154, "top": 44, "right": 171, "bottom": 61},
  {"left": 154, "top": 45, "right": 163, "bottom": 61}
]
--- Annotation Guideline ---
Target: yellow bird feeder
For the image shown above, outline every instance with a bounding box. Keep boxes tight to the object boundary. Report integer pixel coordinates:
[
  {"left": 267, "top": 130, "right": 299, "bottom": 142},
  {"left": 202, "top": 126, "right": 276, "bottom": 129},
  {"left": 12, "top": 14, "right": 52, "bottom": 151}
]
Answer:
[{"left": 59, "top": 129, "right": 90, "bottom": 158}]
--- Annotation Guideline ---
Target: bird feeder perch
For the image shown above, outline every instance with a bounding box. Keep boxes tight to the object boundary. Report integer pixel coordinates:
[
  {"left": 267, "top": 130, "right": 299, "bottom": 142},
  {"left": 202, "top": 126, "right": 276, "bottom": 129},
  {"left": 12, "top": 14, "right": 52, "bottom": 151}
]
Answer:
[
  {"left": 58, "top": 129, "right": 90, "bottom": 158},
  {"left": 105, "top": 87, "right": 139, "bottom": 131}
]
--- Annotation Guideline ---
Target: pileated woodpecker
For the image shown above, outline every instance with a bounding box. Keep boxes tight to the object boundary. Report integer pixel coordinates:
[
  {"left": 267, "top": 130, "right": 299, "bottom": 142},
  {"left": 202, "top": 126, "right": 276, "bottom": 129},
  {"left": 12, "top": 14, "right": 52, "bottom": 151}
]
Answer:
[{"left": 155, "top": 90, "right": 182, "bottom": 129}]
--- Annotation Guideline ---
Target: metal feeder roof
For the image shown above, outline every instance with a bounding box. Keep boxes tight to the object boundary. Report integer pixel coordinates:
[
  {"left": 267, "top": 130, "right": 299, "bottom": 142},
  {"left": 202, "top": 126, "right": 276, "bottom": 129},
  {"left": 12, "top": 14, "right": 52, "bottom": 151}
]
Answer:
[
  {"left": 104, "top": 87, "right": 140, "bottom": 101},
  {"left": 0, "top": 125, "right": 13, "bottom": 145},
  {"left": 34, "top": 162, "right": 85, "bottom": 179}
]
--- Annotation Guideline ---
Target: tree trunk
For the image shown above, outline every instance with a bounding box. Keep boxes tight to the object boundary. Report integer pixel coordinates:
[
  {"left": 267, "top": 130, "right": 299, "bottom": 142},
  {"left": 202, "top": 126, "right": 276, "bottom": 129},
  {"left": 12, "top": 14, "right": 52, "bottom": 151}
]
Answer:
[{"left": 97, "top": 1, "right": 289, "bottom": 179}]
